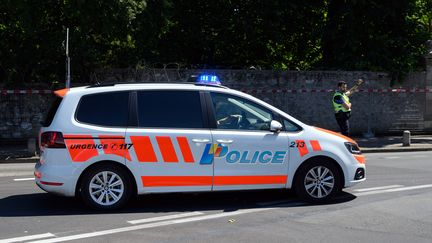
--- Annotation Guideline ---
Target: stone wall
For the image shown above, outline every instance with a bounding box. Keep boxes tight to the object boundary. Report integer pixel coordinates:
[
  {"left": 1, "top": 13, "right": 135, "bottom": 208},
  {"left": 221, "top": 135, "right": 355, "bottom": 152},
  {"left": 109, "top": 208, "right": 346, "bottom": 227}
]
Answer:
[
  {"left": 1, "top": 69, "right": 431, "bottom": 139},
  {"left": 0, "top": 93, "right": 54, "bottom": 139}
]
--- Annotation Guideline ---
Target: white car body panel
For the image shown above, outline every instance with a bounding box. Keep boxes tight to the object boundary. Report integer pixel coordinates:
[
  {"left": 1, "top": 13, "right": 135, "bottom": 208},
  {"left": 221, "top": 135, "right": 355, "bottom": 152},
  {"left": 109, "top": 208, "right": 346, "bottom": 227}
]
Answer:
[{"left": 35, "top": 83, "right": 366, "bottom": 198}]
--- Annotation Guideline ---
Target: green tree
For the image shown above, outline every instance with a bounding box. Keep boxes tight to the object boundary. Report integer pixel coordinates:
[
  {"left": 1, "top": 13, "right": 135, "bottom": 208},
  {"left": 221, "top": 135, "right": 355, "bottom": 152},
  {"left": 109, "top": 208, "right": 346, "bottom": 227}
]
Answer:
[
  {"left": 0, "top": 0, "right": 431, "bottom": 86},
  {"left": 321, "top": 0, "right": 431, "bottom": 81},
  {"left": 63, "top": 0, "right": 149, "bottom": 82},
  {"left": 0, "top": 0, "right": 65, "bottom": 86},
  {"left": 158, "top": 0, "right": 325, "bottom": 70},
  {"left": 0, "top": 0, "right": 171, "bottom": 86}
]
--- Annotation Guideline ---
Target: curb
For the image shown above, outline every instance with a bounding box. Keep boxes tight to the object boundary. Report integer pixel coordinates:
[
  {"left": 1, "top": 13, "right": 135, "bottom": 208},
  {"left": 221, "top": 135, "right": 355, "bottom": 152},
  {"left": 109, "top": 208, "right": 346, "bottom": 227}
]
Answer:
[{"left": 0, "top": 157, "right": 39, "bottom": 164}]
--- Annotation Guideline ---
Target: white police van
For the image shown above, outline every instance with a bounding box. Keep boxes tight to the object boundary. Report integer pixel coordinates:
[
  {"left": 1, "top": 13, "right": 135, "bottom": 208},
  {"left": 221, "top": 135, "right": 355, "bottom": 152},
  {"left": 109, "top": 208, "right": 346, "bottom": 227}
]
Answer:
[{"left": 36, "top": 75, "right": 365, "bottom": 210}]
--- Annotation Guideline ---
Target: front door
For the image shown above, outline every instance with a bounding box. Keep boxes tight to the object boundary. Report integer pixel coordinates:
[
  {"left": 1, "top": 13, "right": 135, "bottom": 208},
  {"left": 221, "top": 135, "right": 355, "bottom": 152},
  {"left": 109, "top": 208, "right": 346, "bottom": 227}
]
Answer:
[{"left": 208, "top": 92, "right": 290, "bottom": 191}]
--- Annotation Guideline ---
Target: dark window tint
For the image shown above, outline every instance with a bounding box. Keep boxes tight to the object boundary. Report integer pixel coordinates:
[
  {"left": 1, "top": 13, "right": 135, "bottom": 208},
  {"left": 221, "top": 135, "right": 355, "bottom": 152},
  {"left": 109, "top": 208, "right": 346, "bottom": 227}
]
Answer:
[
  {"left": 43, "top": 97, "right": 63, "bottom": 127},
  {"left": 137, "top": 91, "right": 203, "bottom": 128},
  {"left": 283, "top": 119, "right": 302, "bottom": 132},
  {"left": 76, "top": 92, "right": 129, "bottom": 127}
]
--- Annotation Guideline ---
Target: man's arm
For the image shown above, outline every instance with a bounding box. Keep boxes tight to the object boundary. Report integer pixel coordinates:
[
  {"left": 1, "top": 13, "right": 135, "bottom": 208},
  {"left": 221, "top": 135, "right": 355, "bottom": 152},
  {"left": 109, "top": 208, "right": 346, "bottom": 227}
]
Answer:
[
  {"left": 342, "top": 101, "right": 351, "bottom": 109},
  {"left": 346, "top": 79, "right": 364, "bottom": 97},
  {"left": 334, "top": 95, "right": 351, "bottom": 109}
]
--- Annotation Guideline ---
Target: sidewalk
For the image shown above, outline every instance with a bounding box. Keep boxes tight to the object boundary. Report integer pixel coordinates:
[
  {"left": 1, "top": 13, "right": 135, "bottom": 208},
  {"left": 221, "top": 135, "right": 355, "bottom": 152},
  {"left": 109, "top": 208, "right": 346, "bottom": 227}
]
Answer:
[
  {"left": 354, "top": 135, "right": 432, "bottom": 153},
  {"left": 0, "top": 135, "right": 431, "bottom": 163},
  {"left": 0, "top": 144, "right": 38, "bottom": 163}
]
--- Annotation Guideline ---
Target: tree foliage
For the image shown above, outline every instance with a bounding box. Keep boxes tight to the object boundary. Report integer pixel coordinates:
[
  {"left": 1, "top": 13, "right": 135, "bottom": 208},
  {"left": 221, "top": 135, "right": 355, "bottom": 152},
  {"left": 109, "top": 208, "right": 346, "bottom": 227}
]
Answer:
[
  {"left": 158, "top": 0, "right": 325, "bottom": 70},
  {"left": 0, "top": 0, "right": 431, "bottom": 86},
  {"left": 321, "top": 0, "right": 431, "bottom": 81}
]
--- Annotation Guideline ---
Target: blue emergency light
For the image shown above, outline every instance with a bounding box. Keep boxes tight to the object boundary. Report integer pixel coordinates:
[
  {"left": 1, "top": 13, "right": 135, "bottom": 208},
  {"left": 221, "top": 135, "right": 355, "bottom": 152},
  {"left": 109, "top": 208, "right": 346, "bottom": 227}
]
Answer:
[{"left": 196, "top": 74, "right": 221, "bottom": 85}]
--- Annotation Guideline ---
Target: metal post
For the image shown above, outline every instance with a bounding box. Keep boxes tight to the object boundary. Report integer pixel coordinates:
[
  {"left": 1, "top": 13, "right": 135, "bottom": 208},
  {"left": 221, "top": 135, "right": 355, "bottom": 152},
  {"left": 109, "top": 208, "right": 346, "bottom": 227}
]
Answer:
[
  {"left": 403, "top": 130, "right": 411, "bottom": 146},
  {"left": 66, "top": 28, "right": 71, "bottom": 88}
]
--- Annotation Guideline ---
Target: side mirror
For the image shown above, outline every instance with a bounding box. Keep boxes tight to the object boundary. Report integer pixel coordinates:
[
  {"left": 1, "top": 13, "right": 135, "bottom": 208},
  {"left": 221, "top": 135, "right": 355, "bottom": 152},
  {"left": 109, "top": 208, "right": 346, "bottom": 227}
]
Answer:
[{"left": 270, "top": 120, "right": 283, "bottom": 133}]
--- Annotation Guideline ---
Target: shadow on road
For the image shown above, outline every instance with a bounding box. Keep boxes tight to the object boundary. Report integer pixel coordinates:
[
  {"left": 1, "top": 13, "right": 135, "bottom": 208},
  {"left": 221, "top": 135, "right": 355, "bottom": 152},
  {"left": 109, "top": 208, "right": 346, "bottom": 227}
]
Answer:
[{"left": 0, "top": 190, "right": 356, "bottom": 217}]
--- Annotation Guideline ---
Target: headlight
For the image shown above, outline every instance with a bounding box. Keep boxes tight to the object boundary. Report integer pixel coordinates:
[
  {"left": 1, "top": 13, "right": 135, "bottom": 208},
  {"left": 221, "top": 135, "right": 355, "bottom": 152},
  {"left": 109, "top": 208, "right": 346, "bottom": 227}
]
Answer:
[{"left": 344, "top": 142, "right": 362, "bottom": 154}]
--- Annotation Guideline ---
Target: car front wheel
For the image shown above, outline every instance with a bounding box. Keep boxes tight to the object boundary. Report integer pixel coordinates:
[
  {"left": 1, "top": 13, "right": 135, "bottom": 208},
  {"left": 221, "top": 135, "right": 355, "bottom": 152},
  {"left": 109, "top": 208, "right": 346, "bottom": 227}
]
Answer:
[{"left": 294, "top": 159, "right": 342, "bottom": 203}]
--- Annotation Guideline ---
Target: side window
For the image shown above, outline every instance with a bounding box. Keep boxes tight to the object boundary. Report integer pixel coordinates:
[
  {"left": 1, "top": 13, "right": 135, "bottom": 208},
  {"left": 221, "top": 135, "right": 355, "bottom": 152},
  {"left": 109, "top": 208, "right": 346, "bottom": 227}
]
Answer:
[
  {"left": 76, "top": 92, "right": 129, "bottom": 127},
  {"left": 211, "top": 92, "right": 273, "bottom": 131},
  {"left": 137, "top": 91, "right": 203, "bottom": 128},
  {"left": 283, "top": 119, "right": 302, "bottom": 132}
]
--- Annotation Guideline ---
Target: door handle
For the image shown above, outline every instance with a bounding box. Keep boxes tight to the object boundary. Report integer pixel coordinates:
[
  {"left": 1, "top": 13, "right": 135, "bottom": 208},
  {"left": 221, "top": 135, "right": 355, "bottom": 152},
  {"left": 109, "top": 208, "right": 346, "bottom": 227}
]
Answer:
[
  {"left": 216, "top": 139, "right": 234, "bottom": 144},
  {"left": 192, "top": 138, "right": 210, "bottom": 143}
]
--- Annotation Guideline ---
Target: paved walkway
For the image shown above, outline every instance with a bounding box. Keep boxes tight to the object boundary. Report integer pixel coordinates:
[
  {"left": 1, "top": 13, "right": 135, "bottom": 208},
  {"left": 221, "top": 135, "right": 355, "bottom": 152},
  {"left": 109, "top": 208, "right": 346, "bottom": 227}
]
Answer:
[
  {"left": 1, "top": 135, "right": 431, "bottom": 163},
  {"left": 354, "top": 135, "right": 432, "bottom": 153}
]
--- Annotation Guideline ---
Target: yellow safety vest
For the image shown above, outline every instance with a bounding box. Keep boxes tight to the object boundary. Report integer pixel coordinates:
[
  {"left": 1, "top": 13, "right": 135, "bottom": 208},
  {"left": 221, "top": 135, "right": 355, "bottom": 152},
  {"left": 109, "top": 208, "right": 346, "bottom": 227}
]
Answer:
[{"left": 332, "top": 91, "right": 351, "bottom": 113}]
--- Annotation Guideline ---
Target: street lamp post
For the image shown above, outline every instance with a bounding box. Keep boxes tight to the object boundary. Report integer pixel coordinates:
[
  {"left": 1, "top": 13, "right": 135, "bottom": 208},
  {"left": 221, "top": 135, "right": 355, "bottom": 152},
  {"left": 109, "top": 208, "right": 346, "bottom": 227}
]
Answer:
[{"left": 66, "top": 28, "right": 71, "bottom": 88}]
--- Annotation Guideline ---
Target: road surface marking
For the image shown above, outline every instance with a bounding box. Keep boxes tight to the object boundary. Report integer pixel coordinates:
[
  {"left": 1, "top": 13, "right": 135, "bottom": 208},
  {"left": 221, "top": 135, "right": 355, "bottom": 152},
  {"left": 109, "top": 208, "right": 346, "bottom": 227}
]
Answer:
[
  {"left": 128, "top": 212, "right": 204, "bottom": 224},
  {"left": 355, "top": 184, "right": 432, "bottom": 196},
  {"left": 0, "top": 172, "right": 34, "bottom": 177},
  {"left": 384, "top": 156, "right": 400, "bottom": 159},
  {"left": 13, "top": 178, "right": 35, "bottom": 181},
  {"left": 0, "top": 233, "right": 55, "bottom": 243},
  {"left": 20, "top": 184, "right": 432, "bottom": 243},
  {"left": 353, "top": 185, "right": 403, "bottom": 192},
  {"left": 29, "top": 208, "right": 274, "bottom": 243}
]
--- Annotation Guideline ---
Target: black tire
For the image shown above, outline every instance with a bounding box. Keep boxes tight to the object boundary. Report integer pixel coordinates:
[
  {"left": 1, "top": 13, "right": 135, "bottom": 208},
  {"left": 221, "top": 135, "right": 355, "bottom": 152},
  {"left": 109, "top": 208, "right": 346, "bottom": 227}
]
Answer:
[
  {"left": 294, "top": 159, "right": 342, "bottom": 203},
  {"left": 80, "top": 164, "right": 132, "bottom": 210}
]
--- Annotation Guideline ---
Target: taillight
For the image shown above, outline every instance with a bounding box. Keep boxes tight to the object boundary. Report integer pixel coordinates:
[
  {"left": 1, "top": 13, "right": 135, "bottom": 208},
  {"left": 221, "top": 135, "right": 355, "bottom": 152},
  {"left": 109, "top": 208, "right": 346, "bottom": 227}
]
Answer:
[{"left": 41, "top": 131, "right": 66, "bottom": 148}]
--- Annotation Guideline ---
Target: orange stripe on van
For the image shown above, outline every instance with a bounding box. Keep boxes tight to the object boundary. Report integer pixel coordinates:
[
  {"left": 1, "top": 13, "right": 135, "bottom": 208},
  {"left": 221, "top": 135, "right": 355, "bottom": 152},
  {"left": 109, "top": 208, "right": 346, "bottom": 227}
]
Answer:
[
  {"left": 310, "top": 140, "right": 322, "bottom": 151},
  {"left": 354, "top": 155, "right": 366, "bottom": 164},
  {"left": 213, "top": 175, "right": 287, "bottom": 185},
  {"left": 296, "top": 140, "right": 309, "bottom": 157},
  {"left": 314, "top": 127, "right": 357, "bottom": 144},
  {"left": 130, "top": 136, "right": 157, "bottom": 162},
  {"left": 140, "top": 175, "right": 287, "bottom": 187},
  {"left": 99, "top": 135, "right": 131, "bottom": 161},
  {"left": 176, "top": 137, "right": 194, "bottom": 163},
  {"left": 141, "top": 176, "right": 212, "bottom": 187},
  {"left": 64, "top": 135, "right": 98, "bottom": 162},
  {"left": 156, "top": 136, "right": 179, "bottom": 162}
]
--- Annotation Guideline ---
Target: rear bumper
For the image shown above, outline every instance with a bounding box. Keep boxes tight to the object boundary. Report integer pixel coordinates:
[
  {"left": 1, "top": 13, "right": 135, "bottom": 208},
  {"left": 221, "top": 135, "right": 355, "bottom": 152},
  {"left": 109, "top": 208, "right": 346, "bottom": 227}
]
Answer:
[{"left": 34, "top": 162, "right": 76, "bottom": 197}]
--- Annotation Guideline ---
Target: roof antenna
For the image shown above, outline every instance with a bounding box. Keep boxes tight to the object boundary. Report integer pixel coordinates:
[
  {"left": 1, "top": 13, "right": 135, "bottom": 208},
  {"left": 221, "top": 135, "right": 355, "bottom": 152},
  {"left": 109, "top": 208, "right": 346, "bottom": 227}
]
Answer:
[{"left": 65, "top": 28, "right": 71, "bottom": 88}]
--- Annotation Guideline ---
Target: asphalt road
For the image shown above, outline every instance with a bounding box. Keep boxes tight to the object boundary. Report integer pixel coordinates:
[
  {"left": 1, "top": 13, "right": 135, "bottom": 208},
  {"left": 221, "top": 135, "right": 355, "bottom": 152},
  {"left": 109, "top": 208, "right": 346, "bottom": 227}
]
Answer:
[{"left": 0, "top": 151, "right": 431, "bottom": 243}]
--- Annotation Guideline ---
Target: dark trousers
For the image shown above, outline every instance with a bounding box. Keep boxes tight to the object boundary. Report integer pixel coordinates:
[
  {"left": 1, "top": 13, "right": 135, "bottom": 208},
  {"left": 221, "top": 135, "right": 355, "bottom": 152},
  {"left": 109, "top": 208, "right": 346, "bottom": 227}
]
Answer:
[{"left": 335, "top": 112, "right": 351, "bottom": 136}]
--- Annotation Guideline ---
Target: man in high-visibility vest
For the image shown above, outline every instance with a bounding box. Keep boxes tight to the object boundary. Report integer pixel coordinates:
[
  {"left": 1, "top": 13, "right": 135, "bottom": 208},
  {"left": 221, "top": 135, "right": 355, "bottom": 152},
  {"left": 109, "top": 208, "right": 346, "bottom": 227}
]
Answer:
[{"left": 333, "top": 81, "right": 352, "bottom": 136}]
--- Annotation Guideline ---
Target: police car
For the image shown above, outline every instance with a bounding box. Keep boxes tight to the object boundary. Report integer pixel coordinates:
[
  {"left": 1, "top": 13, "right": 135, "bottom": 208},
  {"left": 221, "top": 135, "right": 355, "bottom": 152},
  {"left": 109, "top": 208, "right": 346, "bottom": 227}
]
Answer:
[{"left": 36, "top": 75, "right": 365, "bottom": 210}]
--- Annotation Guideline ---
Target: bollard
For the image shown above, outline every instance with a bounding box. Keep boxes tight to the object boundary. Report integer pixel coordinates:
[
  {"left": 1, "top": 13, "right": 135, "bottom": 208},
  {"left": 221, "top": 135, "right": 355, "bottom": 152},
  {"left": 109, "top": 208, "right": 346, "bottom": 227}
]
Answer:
[{"left": 402, "top": 130, "right": 411, "bottom": 147}]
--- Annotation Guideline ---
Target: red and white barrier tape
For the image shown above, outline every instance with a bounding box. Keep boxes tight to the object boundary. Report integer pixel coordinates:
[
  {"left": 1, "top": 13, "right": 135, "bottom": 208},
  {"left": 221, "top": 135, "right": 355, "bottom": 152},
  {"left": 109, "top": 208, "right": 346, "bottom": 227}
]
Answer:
[
  {"left": 239, "top": 88, "right": 432, "bottom": 94},
  {"left": 1, "top": 88, "right": 432, "bottom": 95},
  {"left": 1, "top": 90, "right": 53, "bottom": 95}
]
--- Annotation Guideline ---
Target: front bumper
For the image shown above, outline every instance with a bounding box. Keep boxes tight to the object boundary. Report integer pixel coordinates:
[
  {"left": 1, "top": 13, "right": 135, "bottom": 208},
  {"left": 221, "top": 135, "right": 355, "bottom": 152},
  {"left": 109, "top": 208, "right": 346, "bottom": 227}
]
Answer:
[{"left": 344, "top": 154, "right": 366, "bottom": 187}]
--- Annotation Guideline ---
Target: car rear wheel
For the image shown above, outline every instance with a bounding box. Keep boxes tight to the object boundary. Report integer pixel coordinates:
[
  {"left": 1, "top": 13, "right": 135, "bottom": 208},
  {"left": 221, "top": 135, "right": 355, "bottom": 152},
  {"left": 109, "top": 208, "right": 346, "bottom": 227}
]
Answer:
[
  {"left": 294, "top": 159, "right": 342, "bottom": 203},
  {"left": 80, "top": 164, "right": 132, "bottom": 210}
]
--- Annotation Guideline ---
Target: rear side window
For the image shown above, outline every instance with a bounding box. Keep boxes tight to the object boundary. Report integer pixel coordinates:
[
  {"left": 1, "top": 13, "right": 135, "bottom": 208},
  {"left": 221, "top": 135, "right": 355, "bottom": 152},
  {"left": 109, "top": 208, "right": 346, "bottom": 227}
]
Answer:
[
  {"left": 76, "top": 92, "right": 129, "bottom": 127},
  {"left": 42, "top": 97, "right": 63, "bottom": 127},
  {"left": 137, "top": 91, "right": 203, "bottom": 128}
]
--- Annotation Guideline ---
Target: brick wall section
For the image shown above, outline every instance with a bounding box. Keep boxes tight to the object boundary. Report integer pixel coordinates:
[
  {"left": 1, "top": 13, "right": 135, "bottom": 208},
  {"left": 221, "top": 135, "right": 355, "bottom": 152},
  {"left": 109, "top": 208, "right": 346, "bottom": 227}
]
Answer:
[{"left": 1, "top": 69, "right": 430, "bottom": 139}]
